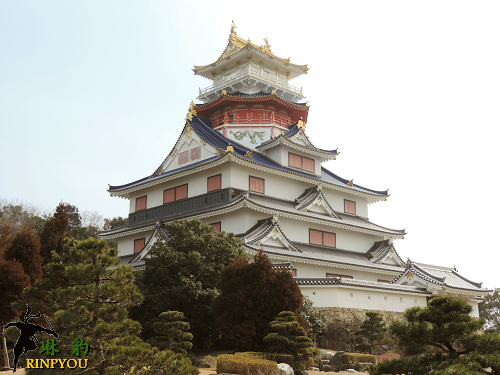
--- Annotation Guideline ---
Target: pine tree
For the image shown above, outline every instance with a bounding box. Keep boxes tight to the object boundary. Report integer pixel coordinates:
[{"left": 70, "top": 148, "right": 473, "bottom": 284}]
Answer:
[
  {"left": 4, "top": 226, "right": 43, "bottom": 284},
  {"left": 354, "top": 311, "right": 391, "bottom": 354},
  {"left": 148, "top": 311, "right": 193, "bottom": 355},
  {"left": 14, "top": 238, "right": 153, "bottom": 374},
  {"left": 480, "top": 289, "right": 500, "bottom": 333},
  {"left": 263, "top": 311, "right": 314, "bottom": 370},
  {"left": 213, "top": 251, "right": 304, "bottom": 351}
]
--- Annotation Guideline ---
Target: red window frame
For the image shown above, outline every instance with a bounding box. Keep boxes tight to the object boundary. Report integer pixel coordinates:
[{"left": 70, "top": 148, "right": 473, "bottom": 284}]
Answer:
[
  {"left": 288, "top": 153, "right": 315, "bottom": 173},
  {"left": 207, "top": 174, "right": 222, "bottom": 192},
  {"left": 309, "top": 229, "right": 336, "bottom": 248},
  {"left": 344, "top": 199, "right": 356, "bottom": 215},
  {"left": 163, "top": 184, "right": 188, "bottom": 204},
  {"left": 134, "top": 238, "right": 145, "bottom": 253},
  {"left": 210, "top": 222, "right": 221, "bottom": 233},
  {"left": 249, "top": 176, "right": 265, "bottom": 194},
  {"left": 135, "top": 196, "right": 147, "bottom": 211},
  {"left": 291, "top": 269, "right": 297, "bottom": 277}
]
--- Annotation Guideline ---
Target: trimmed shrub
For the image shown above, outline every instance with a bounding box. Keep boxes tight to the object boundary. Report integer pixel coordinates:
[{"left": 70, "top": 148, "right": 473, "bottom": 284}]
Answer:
[
  {"left": 237, "top": 352, "right": 294, "bottom": 368},
  {"left": 341, "top": 353, "right": 376, "bottom": 364},
  {"left": 217, "top": 354, "right": 278, "bottom": 375}
]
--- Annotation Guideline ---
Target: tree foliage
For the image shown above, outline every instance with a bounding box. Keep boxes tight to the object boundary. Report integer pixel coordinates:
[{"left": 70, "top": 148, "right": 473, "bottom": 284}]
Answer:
[
  {"left": 354, "top": 311, "right": 392, "bottom": 354},
  {"left": 12, "top": 238, "right": 152, "bottom": 374},
  {"left": 370, "top": 296, "right": 500, "bottom": 375},
  {"left": 263, "top": 311, "right": 313, "bottom": 370},
  {"left": 103, "top": 216, "right": 129, "bottom": 230},
  {"left": 0, "top": 256, "right": 30, "bottom": 325},
  {"left": 133, "top": 219, "right": 244, "bottom": 349},
  {"left": 299, "top": 295, "right": 326, "bottom": 346},
  {"left": 4, "top": 226, "right": 43, "bottom": 284},
  {"left": 213, "top": 251, "right": 304, "bottom": 351},
  {"left": 0, "top": 200, "right": 46, "bottom": 238},
  {"left": 480, "top": 289, "right": 500, "bottom": 333},
  {"left": 39, "top": 203, "right": 70, "bottom": 265},
  {"left": 148, "top": 311, "right": 193, "bottom": 355}
]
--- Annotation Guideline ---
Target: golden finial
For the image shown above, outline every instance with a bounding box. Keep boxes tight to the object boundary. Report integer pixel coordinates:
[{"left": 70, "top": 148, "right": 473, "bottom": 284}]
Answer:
[
  {"left": 263, "top": 37, "right": 271, "bottom": 52},
  {"left": 185, "top": 101, "right": 197, "bottom": 121},
  {"left": 347, "top": 179, "right": 354, "bottom": 186},
  {"left": 306, "top": 101, "right": 309, "bottom": 107},
  {"left": 271, "top": 89, "right": 277, "bottom": 95},
  {"left": 245, "top": 150, "right": 252, "bottom": 158},
  {"left": 221, "top": 89, "right": 227, "bottom": 96},
  {"left": 226, "top": 143, "right": 234, "bottom": 153},
  {"left": 279, "top": 130, "right": 285, "bottom": 137},
  {"left": 297, "top": 120, "right": 305, "bottom": 130},
  {"left": 230, "top": 21, "right": 237, "bottom": 34}
]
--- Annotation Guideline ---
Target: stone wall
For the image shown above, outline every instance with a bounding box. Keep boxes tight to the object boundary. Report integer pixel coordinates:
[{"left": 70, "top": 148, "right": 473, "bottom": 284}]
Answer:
[{"left": 317, "top": 307, "right": 404, "bottom": 353}]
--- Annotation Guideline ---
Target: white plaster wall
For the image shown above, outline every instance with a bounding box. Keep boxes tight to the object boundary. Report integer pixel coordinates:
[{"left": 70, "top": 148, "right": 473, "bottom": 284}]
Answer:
[
  {"left": 289, "top": 262, "right": 398, "bottom": 281},
  {"left": 199, "top": 208, "right": 266, "bottom": 236},
  {"left": 300, "top": 285, "right": 428, "bottom": 312},
  {"left": 277, "top": 217, "right": 385, "bottom": 252},
  {"left": 321, "top": 189, "right": 369, "bottom": 218},
  {"left": 264, "top": 144, "right": 322, "bottom": 176},
  {"left": 117, "top": 230, "right": 154, "bottom": 257},
  {"left": 129, "top": 164, "right": 232, "bottom": 213}
]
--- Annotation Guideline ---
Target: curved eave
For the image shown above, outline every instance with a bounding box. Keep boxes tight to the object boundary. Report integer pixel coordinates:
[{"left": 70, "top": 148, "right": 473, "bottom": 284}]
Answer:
[
  {"left": 195, "top": 92, "right": 310, "bottom": 112},
  {"left": 193, "top": 44, "right": 308, "bottom": 79}
]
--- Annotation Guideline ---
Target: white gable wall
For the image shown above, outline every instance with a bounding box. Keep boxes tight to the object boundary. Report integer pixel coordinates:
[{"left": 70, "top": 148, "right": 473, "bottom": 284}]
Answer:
[{"left": 116, "top": 230, "right": 154, "bottom": 257}]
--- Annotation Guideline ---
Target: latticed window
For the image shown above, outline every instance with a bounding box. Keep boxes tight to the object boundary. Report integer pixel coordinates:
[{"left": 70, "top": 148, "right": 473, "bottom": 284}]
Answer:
[
  {"left": 134, "top": 238, "right": 145, "bottom": 253},
  {"left": 164, "top": 184, "right": 188, "bottom": 204},
  {"left": 178, "top": 146, "right": 201, "bottom": 165},
  {"left": 207, "top": 174, "right": 221, "bottom": 192},
  {"left": 344, "top": 200, "right": 356, "bottom": 215},
  {"left": 288, "top": 153, "right": 315, "bottom": 173},
  {"left": 249, "top": 176, "right": 265, "bottom": 194},
  {"left": 309, "top": 229, "right": 336, "bottom": 248},
  {"left": 135, "top": 196, "right": 147, "bottom": 211}
]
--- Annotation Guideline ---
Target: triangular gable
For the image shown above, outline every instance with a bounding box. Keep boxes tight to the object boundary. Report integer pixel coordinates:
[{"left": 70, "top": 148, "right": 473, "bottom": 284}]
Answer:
[
  {"left": 391, "top": 260, "right": 446, "bottom": 291},
  {"left": 295, "top": 186, "right": 340, "bottom": 219},
  {"left": 243, "top": 216, "right": 300, "bottom": 252},
  {"left": 153, "top": 124, "right": 219, "bottom": 176},
  {"left": 130, "top": 223, "right": 169, "bottom": 263},
  {"left": 367, "top": 240, "right": 405, "bottom": 267},
  {"left": 287, "top": 130, "right": 316, "bottom": 148}
]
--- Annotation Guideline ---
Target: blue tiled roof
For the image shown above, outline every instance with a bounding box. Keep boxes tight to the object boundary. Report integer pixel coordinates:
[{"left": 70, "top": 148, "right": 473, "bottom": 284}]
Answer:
[{"left": 109, "top": 116, "right": 389, "bottom": 197}]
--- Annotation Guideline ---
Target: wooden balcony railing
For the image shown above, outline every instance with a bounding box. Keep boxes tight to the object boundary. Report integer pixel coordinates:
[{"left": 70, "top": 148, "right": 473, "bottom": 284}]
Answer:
[
  {"left": 129, "top": 188, "right": 234, "bottom": 226},
  {"left": 211, "top": 112, "right": 294, "bottom": 128}
]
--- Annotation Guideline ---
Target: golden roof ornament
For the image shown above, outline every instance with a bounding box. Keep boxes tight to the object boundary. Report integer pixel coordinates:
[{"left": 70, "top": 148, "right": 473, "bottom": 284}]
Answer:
[
  {"left": 221, "top": 89, "right": 227, "bottom": 96},
  {"left": 225, "top": 143, "right": 234, "bottom": 153},
  {"left": 245, "top": 150, "right": 252, "bottom": 158},
  {"left": 262, "top": 37, "right": 272, "bottom": 53},
  {"left": 185, "top": 101, "right": 197, "bottom": 121},
  {"left": 229, "top": 21, "right": 237, "bottom": 42},
  {"left": 347, "top": 179, "right": 354, "bottom": 186},
  {"left": 297, "top": 119, "right": 305, "bottom": 130}
]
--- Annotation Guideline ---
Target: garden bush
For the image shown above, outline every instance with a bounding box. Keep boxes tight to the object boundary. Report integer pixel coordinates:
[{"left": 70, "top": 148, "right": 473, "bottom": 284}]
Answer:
[
  {"left": 237, "top": 352, "right": 294, "bottom": 368},
  {"left": 217, "top": 354, "right": 278, "bottom": 375},
  {"left": 341, "top": 353, "right": 376, "bottom": 364}
]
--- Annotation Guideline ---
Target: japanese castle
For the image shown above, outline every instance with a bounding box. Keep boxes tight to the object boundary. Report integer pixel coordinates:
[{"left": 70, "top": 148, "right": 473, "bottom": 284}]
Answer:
[{"left": 99, "top": 24, "right": 489, "bottom": 317}]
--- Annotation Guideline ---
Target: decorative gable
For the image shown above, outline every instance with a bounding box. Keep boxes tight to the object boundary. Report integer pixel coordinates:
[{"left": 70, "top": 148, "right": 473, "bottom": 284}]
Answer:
[
  {"left": 130, "top": 222, "right": 169, "bottom": 263},
  {"left": 243, "top": 216, "right": 300, "bottom": 252},
  {"left": 367, "top": 240, "right": 405, "bottom": 267},
  {"left": 295, "top": 186, "right": 340, "bottom": 219},
  {"left": 154, "top": 124, "right": 218, "bottom": 176}
]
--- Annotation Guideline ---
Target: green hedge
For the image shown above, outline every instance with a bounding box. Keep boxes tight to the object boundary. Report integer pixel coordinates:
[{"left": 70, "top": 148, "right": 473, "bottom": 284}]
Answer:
[
  {"left": 341, "top": 353, "right": 376, "bottom": 364},
  {"left": 217, "top": 354, "right": 278, "bottom": 375},
  {"left": 236, "top": 352, "right": 294, "bottom": 368}
]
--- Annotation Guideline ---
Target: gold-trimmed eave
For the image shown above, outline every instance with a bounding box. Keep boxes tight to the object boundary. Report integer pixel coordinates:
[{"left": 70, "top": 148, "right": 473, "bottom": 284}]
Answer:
[
  {"left": 193, "top": 44, "right": 308, "bottom": 79},
  {"left": 188, "top": 194, "right": 405, "bottom": 239},
  {"left": 108, "top": 149, "right": 389, "bottom": 204},
  {"left": 98, "top": 224, "right": 156, "bottom": 241},
  {"left": 194, "top": 91, "right": 310, "bottom": 112},
  {"left": 256, "top": 136, "right": 339, "bottom": 162}
]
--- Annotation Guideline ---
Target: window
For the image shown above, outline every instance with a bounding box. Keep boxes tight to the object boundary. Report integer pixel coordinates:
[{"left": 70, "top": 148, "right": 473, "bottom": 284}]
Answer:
[
  {"left": 291, "top": 269, "right": 297, "bottom": 277},
  {"left": 344, "top": 200, "right": 356, "bottom": 215},
  {"left": 288, "top": 153, "right": 315, "bottom": 173},
  {"left": 134, "top": 238, "right": 145, "bottom": 253},
  {"left": 309, "top": 229, "right": 336, "bottom": 247},
  {"left": 178, "top": 146, "right": 201, "bottom": 165},
  {"left": 326, "top": 273, "right": 353, "bottom": 279},
  {"left": 211, "top": 222, "right": 221, "bottom": 233},
  {"left": 135, "top": 196, "right": 147, "bottom": 211},
  {"left": 207, "top": 174, "right": 221, "bottom": 192},
  {"left": 249, "top": 176, "right": 265, "bottom": 194},
  {"left": 164, "top": 184, "right": 188, "bottom": 204}
]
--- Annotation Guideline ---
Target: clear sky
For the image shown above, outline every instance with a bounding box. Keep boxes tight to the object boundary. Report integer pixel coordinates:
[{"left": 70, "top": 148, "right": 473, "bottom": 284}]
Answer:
[{"left": 1, "top": 1, "right": 499, "bottom": 289}]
